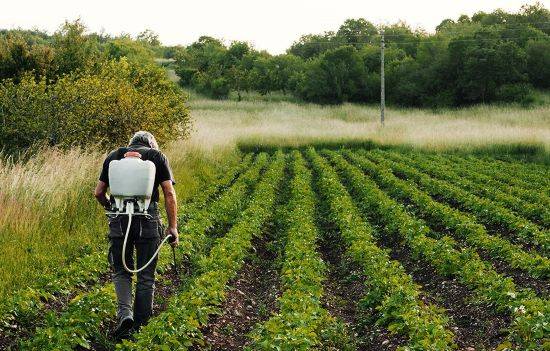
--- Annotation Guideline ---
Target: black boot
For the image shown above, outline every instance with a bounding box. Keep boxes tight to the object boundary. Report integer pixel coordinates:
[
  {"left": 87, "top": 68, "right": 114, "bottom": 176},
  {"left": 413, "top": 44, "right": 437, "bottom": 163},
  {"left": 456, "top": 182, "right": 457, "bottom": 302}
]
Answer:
[{"left": 113, "top": 316, "right": 134, "bottom": 340}]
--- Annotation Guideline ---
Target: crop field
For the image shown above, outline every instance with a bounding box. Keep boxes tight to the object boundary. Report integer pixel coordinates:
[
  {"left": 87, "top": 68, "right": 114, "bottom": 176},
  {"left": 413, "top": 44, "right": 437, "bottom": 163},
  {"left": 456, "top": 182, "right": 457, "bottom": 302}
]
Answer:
[{"left": 1, "top": 146, "right": 548, "bottom": 351}]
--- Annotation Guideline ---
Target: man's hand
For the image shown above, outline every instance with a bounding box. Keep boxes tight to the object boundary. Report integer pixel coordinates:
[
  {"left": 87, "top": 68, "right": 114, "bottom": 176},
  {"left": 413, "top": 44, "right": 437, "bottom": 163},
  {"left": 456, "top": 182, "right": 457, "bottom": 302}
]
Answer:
[{"left": 166, "top": 227, "right": 179, "bottom": 247}]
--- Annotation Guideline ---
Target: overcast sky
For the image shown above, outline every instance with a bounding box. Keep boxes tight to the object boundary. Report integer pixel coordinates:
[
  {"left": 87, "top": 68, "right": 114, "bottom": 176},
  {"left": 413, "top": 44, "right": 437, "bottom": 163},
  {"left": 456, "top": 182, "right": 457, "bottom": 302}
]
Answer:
[{"left": 1, "top": 0, "right": 548, "bottom": 54}]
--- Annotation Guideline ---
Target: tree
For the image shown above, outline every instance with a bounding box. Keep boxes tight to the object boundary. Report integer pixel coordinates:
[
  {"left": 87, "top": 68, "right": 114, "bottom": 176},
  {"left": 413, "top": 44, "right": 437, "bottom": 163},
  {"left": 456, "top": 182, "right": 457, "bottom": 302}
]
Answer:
[
  {"left": 0, "top": 35, "right": 54, "bottom": 81},
  {"left": 526, "top": 39, "right": 550, "bottom": 88},
  {"left": 295, "top": 46, "right": 366, "bottom": 103},
  {"left": 383, "top": 22, "right": 421, "bottom": 57},
  {"left": 52, "top": 19, "right": 99, "bottom": 77},
  {"left": 448, "top": 29, "right": 529, "bottom": 104},
  {"left": 336, "top": 18, "right": 378, "bottom": 49},
  {"left": 104, "top": 37, "right": 155, "bottom": 63},
  {"left": 288, "top": 32, "right": 339, "bottom": 59},
  {"left": 137, "top": 29, "right": 161, "bottom": 47}
]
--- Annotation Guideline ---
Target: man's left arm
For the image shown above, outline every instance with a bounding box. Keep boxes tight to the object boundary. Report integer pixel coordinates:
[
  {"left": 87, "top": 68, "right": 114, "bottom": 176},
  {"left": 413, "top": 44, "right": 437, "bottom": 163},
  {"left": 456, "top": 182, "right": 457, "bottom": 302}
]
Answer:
[{"left": 94, "top": 181, "right": 110, "bottom": 209}]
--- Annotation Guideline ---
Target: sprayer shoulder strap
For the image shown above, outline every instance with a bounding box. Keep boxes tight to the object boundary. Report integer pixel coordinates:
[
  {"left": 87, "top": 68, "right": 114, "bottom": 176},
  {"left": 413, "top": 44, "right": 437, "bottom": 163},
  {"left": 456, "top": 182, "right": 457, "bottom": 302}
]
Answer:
[{"left": 115, "top": 147, "right": 130, "bottom": 159}]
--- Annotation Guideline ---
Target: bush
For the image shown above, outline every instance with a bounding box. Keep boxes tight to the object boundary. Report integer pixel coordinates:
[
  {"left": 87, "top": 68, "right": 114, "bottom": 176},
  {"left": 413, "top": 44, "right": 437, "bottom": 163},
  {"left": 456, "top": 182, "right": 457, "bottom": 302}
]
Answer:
[
  {"left": 295, "top": 46, "right": 366, "bottom": 104},
  {"left": 0, "top": 59, "right": 191, "bottom": 152},
  {"left": 495, "top": 83, "right": 534, "bottom": 104}
]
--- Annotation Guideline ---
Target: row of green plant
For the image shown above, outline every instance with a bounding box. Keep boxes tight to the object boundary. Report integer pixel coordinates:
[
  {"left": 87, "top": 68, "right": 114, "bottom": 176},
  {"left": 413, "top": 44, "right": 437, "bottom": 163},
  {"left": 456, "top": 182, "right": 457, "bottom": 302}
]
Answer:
[
  {"left": 178, "top": 153, "right": 269, "bottom": 267},
  {"left": 250, "top": 151, "right": 342, "bottom": 350},
  {"left": 20, "top": 244, "right": 174, "bottom": 350},
  {"left": 443, "top": 154, "right": 549, "bottom": 195},
  {"left": 0, "top": 250, "right": 108, "bottom": 347},
  {"left": 306, "top": 148, "right": 455, "bottom": 350},
  {"left": 15, "top": 153, "right": 258, "bottom": 349},
  {"left": 395, "top": 151, "right": 549, "bottom": 227},
  {"left": 431, "top": 153, "right": 550, "bottom": 207},
  {"left": 324, "top": 150, "right": 549, "bottom": 350},
  {"left": 362, "top": 151, "right": 549, "bottom": 256},
  {"left": 178, "top": 153, "right": 253, "bottom": 218},
  {"left": 347, "top": 150, "right": 549, "bottom": 279},
  {"left": 448, "top": 154, "right": 550, "bottom": 188},
  {"left": 118, "top": 151, "right": 285, "bottom": 350}
]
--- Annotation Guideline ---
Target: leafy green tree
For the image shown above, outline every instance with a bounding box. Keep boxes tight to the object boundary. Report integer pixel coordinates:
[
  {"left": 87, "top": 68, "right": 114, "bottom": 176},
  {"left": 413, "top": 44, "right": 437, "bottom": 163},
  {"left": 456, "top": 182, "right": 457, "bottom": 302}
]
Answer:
[
  {"left": 0, "top": 35, "right": 54, "bottom": 81},
  {"left": 225, "top": 41, "right": 253, "bottom": 100},
  {"left": 526, "top": 39, "right": 550, "bottom": 88},
  {"left": 288, "top": 32, "right": 339, "bottom": 59},
  {"left": 52, "top": 19, "right": 99, "bottom": 77},
  {"left": 518, "top": 2, "right": 550, "bottom": 35},
  {"left": 104, "top": 37, "right": 155, "bottom": 63},
  {"left": 295, "top": 46, "right": 366, "bottom": 103},
  {"left": 383, "top": 22, "right": 421, "bottom": 57},
  {"left": 137, "top": 29, "right": 161, "bottom": 47},
  {"left": 0, "top": 59, "right": 190, "bottom": 151},
  {"left": 336, "top": 18, "right": 378, "bottom": 48},
  {"left": 359, "top": 44, "right": 406, "bottom": 73},
  {"left": 448, "top": 29, "right": 529, "bottom": 104}
]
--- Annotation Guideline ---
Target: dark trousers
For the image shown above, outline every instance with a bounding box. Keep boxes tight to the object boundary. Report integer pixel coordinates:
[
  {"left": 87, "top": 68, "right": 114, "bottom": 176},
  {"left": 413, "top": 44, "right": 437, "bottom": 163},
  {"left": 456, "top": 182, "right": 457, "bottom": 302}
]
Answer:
[{"left": 107, "top": 211, "right": 162, "bottom": 327}]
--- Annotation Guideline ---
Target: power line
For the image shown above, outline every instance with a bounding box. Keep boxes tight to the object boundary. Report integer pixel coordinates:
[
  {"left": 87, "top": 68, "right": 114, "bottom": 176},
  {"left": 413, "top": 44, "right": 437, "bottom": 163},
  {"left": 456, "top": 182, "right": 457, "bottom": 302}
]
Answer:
[
  {"left": 294, "top": 35, "right": 547, "bottom": 46},
  {"left": 301, "top": 21, "right": 550, "bottom": 39}
]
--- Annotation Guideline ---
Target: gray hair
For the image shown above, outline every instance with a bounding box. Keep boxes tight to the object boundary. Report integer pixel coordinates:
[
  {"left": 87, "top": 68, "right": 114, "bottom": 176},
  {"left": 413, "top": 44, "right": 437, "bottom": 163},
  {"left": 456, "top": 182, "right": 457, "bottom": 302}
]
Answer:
[{"left": 128, "top": 131, "right": 159, "bottom": 150}]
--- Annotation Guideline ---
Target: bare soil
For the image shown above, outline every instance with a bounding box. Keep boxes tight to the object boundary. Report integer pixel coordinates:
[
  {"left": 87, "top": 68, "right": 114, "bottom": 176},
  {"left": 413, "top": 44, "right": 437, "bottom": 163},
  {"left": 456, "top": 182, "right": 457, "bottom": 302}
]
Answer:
[{"left": 199, "top": 235, "right": 280, "bottom": 350}]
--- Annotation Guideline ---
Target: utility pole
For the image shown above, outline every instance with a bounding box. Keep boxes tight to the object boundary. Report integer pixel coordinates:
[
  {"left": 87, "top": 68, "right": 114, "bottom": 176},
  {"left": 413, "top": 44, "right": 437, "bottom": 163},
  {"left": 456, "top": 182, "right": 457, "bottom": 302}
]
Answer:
[{"left": 380, "top": 29, "right": 385, "bottom": 126}]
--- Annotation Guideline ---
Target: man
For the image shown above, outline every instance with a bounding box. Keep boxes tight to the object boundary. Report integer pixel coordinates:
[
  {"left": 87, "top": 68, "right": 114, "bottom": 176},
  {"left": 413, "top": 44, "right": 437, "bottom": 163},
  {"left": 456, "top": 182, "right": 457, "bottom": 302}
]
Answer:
[{"left": 94, "top": 131, "right": 179, "bottom": 339}]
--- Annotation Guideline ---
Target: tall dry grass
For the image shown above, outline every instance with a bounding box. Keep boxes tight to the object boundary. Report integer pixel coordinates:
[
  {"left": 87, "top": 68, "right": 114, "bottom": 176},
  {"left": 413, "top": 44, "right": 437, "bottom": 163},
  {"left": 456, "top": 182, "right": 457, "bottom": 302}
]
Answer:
[
  {"left": 189, "top": 98, "right": 550, "bottom": 152},
  {"left": 0, "top": 141, "right": 238, "bottom": 299},
  {"left": 0, "top": 148, "right": 105, "bottom": 298}
]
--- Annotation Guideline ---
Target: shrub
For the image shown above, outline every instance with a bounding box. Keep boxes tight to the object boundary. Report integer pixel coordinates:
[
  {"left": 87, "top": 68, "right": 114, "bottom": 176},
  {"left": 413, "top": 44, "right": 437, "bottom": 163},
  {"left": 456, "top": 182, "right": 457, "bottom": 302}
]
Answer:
[
  {"left": 495, "top": 83, "right": 534, "bottom": 105},
  {"left": 0, "top": 58, "right": 191, "bottom": 152}
]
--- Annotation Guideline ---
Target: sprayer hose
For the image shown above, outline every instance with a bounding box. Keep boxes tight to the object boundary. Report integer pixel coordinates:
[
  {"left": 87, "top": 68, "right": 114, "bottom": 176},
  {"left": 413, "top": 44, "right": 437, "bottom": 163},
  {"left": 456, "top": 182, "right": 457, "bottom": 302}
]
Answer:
[{"left": 122, "top": 213, "right": 172, "bottom": 274}]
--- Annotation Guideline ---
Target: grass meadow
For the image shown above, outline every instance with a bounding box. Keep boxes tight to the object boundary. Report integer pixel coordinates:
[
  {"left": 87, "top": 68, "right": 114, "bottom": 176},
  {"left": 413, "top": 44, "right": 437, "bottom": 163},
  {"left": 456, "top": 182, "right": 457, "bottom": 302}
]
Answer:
[
  {"left": 0, "top": 93, "right": 548, "bottom": 300},
  {"left": 189, "top": 92, "right": 550, "bottom": 156}
]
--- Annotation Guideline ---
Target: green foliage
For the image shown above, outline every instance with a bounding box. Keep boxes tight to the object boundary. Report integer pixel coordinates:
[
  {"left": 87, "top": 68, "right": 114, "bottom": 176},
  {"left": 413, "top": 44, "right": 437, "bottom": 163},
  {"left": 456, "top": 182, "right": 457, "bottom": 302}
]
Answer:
[
  {"left": 526, "top": 39, "right": 550, "bottom": 88},
  {"left": 354, "top": 150, "right": 549, "bottom": 278},
  {"left": 307, "top": 148, "right": 455, "bottom": 350},
  {"left": 0, "top": 251, "right": 108, "bottom": 348},
  {"left": 137, "top": 29, "right": 161, "bottom": 47},
  {"left": 104, "top": 37, "right": 155, "bottom": 64},
  {"left": 0, "top": 34, "right": 54, "bottom": 81},
  {"left": 249, "top": 151, "right": 346, "bottom": 350},
  {"left": 172, "top": 4, "right": 550, "bottom": 107},
  {"left": 401, "top": 152, "right": 550, "bottom": 227},
  {"left": 365, "top": 150, "right": 549, "bottom": 255},
  {"left": 0, "top": 58, "right": 190, "bottom": 152},
  {"left": 326, "top": 150, "right": 549, "bottom": 350},
  {"left": 51, "top": 19, "right": 100, "bottom": 77},
  {"left": 295, "top": 46, "right": 366, "bottom": 104},
  {"left": 0, "top": 20, "right": 191, "bottom": 153}
]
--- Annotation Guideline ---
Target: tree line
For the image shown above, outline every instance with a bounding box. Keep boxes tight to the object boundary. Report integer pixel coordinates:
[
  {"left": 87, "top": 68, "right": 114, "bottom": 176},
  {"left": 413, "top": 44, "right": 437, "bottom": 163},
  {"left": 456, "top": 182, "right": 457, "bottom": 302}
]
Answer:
[
  {"left": 172, "top": 3, "right": 550, "bottom": 106},
  {"left": 0, "top": 21, "right": 190, "bottom": 153}
]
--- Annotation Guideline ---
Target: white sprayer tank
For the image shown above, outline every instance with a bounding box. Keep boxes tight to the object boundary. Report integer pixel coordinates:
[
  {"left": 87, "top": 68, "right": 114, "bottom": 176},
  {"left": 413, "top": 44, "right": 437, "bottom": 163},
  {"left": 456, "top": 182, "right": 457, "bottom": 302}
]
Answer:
[{"left": 108, "top": 157, "right": 156, "bottom": 213}]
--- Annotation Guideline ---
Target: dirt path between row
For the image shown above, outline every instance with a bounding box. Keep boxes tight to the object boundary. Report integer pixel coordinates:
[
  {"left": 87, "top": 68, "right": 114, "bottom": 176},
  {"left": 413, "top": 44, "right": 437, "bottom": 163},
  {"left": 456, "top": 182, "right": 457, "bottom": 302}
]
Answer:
[{"left": 199, "top": 234, "right": 280, "bottom": 350}]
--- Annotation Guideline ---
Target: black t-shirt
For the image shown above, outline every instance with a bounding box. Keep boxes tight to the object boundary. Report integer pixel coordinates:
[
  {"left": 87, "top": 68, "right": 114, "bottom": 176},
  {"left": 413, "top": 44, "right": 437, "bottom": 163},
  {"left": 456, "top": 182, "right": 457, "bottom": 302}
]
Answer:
[{"left": 99, "top": 144, "right": 175, "bottom": 203}]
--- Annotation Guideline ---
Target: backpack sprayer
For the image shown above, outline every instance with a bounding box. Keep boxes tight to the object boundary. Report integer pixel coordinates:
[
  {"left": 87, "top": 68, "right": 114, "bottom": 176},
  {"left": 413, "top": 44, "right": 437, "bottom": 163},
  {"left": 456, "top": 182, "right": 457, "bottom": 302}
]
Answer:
[{"left": 106, "top": 154, "right": 176, "bottom": 273}]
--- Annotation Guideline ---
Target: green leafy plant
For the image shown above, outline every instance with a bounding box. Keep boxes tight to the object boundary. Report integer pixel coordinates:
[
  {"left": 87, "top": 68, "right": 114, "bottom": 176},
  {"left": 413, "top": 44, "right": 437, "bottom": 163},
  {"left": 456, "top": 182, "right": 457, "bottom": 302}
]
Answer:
[{"left": 325, "top": 150, "right": 549, "bottom": 350}]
